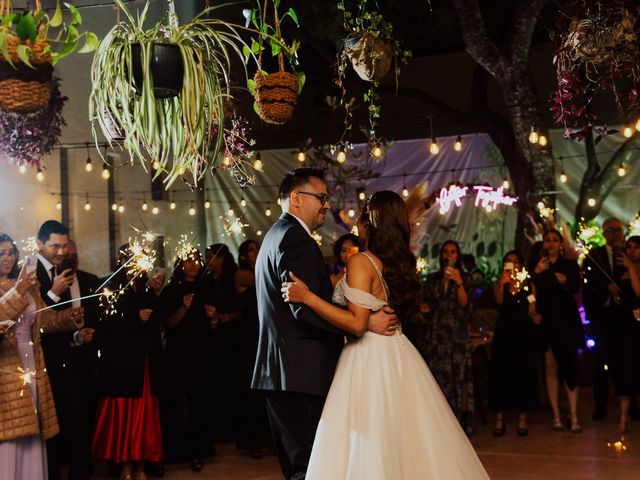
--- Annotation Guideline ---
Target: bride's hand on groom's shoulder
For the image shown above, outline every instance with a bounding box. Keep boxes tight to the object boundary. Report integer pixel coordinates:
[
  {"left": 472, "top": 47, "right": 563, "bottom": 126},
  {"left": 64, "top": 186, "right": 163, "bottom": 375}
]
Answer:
[
  {"left": 369, "top": 306, "right": 398, "bottom": 336},
  {"left": 281, "top": 272, "right": 309, "bottom": 304}
]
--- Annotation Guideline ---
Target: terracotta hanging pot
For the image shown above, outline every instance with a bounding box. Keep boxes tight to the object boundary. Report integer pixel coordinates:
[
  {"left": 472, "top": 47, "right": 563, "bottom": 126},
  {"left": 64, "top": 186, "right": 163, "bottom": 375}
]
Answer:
[{"left": 345, "top": 34, "right": 393, "bottom": 82}]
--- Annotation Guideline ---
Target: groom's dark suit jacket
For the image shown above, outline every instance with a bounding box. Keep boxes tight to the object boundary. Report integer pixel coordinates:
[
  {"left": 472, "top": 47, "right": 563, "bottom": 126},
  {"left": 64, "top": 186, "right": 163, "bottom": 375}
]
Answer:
[{"left": 252, "top": 212, "right": 345, "bottom": 397}]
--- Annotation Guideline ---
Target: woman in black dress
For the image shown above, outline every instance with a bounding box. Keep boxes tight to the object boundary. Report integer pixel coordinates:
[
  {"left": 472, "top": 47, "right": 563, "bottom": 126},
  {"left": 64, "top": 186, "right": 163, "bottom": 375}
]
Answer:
[
  {"left": 234, "top": 240, "right": 272, "bottom": 457},
  {"left": 158, "top": 249, "right": 218, "bottom": 472},
  {"left": 614, "top": 236, "right": 640, "bottom": 432},
  {"left": 490, "top": 250, "right": 540, "bottom": 437},
  {"left": 532, "top": 229, "right": 584, "bottom": 433}
]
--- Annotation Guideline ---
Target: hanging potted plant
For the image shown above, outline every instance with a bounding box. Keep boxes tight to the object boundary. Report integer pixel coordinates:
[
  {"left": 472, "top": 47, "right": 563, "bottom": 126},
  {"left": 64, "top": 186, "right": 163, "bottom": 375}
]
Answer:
[
  {"left": 90, "top": 0, "right": 267, "bottom": 186},
  {"left": 242, "top": 0, "right": 304, "bottom": 125},
  {"left": 0, "top": 0, "right": 97, "bottom": 114},
  {"left": 550, "top": 0, "right": 640, "bottom": 141}
]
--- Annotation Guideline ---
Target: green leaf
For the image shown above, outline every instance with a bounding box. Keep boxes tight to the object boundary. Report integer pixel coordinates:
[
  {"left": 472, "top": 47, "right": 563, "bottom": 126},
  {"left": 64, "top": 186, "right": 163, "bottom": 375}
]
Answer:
[
  {"left": 270, "top": 41, "right": 281, "bottom": 57},
  {"left": 251, "top": 39, "right": 260, "bottom": 54},
  {"left": 242, "top": 44, "right": 251, "bottom": 62},
  {"left": 287, "top": 8, "right": 299, "bottom": 26},
  {"left": 34, "top": 11, "right": 46, "bottom": 25},
  {"left": 77, "top": 32, "right": 99, "bottom": 53},
  {"left": 50, "top": 1, "right": 63, "bottom": 27},
  {"left": 253, "top": 100, "right": 260, "bottom": 116},
  {"left": 248, "top": 78, "right": 255, "bottom": 96},
  {"left": 0, "top": 32, "right": 15, "bottom": 67},
  {"left": 63, "top": 2, "right": 83, "bottom": 26},
  {"left": 16, "top": 45, "right": 34, "bottom": 68},
  {"left": 16, "top": 13, "right": 37, "bottom": 43},
  {"left": 296, "top": 71, "right": 305, "bottom": 94}
]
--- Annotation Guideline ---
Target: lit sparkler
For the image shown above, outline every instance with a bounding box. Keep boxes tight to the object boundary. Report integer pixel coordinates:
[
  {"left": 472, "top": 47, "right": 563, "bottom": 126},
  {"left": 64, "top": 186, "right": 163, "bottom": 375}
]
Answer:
[
  {"left": 607, "top": 437, "right": 628, "bottom": 456},
  {"left": 510, "top": 267, "right": 531, "bottom": 295},
  {"left": 416, "top": 257, "right": 428, "bottom": 273},
  {"left": 312, "top": 231, "right": 323, "bottom": 246},
  {"left": 630, "top": 213, "right": 640, "bottom": 236},
  {"left": 220, "top": 212, "right": 249, "bottom": 238},
  {"left": 175, "top": 234, "right": 200, "bottom": 262},
  {"left": 17, "top": 366, "right": 35, "bottom": 385}
]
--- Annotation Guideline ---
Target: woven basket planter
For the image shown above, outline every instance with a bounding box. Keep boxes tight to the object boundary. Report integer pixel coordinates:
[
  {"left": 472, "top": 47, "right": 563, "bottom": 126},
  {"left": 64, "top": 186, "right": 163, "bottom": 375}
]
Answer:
[
  {"left": 254, "top": 70, "right": 298, "bottom": 125},
  {"left": 0, "top": 32, "right": 52, "bottom": 114},
  {"left": 345, "top": 34, "right": 393, "bottom": 82}
]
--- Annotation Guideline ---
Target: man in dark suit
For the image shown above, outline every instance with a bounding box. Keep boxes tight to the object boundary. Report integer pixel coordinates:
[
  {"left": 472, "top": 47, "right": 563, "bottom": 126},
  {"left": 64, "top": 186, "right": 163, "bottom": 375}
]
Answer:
[
  {"left": 583, "top": 217, "right": 630, "bottom": 420},
  {"left": 252, "top": 168, "right": 396, "bottom": 480},
  {"left": 36, "top": 220, "right": 93, "bottom": 480}
]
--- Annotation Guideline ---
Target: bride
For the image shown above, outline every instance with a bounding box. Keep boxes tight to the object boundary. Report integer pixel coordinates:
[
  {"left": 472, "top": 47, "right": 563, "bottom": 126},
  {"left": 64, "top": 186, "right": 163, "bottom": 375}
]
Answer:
[{"left": 282, "top": 190, "right": 489, "bottom": 479}]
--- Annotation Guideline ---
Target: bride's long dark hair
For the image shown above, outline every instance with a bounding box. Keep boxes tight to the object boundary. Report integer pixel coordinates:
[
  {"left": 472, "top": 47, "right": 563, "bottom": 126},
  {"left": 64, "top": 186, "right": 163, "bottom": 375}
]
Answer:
[{"left": 361, "top": 191, "right": 422, "bottom": 322}]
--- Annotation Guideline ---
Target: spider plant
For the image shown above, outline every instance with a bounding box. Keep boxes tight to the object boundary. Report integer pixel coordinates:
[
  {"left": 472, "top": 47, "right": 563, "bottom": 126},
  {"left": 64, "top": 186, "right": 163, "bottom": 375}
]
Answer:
[{"left": 89, "top": 0, "right": 254, "bottom": 187}]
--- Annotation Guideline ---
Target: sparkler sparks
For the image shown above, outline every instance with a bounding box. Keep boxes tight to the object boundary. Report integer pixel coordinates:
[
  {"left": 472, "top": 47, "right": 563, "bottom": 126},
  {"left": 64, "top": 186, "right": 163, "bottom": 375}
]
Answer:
[
  {"left": 510, "top": 267, "right": 531, "bottom": 295},
  {"left": 630, "top": 213, "right": 640, "bottom": 236},
  {"left": 312, "top": 231, "right": 323, "bottom": 246},
  {"left": 220, "top": 212, "right": 249, "bottom": 238},
  {"left": 17, "top": 366, "right": 35, "bottom": 386},
  {"left": 175, "top": 234, "right": 201, "bottom": 263},
  {"left": 607, "top": 437, "right": 628, "bottom": 455},
  {"left": 416, "top": 257, "right": 429, "bottom": 273}
]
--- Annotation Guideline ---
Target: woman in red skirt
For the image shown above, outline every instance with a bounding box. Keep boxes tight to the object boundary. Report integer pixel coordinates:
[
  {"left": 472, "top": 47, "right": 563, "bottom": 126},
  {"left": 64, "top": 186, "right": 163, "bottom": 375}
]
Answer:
[{"left": 92, "top": 245, "right": 163, "bottom": 480}]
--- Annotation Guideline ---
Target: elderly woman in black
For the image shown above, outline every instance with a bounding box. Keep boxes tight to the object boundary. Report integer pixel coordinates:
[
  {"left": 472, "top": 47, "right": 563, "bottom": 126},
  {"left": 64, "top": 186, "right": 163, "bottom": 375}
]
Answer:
[{"left": 531, "top": 229, "right": 584, "bottom": 433}]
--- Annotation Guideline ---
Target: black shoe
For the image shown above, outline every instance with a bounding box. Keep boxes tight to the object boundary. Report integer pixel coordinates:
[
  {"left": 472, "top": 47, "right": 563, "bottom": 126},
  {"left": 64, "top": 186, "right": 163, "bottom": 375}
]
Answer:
[
  {"left": 592, "top": 409, "right": 606, "bottom": 421},
  {"left": 190, "top": 459, "right": 203, "bottom": 473}
]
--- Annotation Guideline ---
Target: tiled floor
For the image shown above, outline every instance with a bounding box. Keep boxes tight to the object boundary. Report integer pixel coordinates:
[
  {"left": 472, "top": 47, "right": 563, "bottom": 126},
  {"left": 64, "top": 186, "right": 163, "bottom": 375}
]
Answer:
[{"left": 93, "top": 394, "right": 640, "bottom": 479}]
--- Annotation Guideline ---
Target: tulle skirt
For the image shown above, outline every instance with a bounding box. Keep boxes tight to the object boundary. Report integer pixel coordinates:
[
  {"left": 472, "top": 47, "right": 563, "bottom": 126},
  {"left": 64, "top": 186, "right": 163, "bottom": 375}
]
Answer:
[
  {"left": 92, "top": 362, "right": 162, "bottom": 463},
  {"left": 306, "top": 330, "right": 489, "bottom": 480}
]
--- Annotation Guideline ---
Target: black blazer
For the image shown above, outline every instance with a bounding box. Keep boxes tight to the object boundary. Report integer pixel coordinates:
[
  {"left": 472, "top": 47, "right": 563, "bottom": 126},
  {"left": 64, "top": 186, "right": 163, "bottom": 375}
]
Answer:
[
  {"left": 74, "top": 270, "right": 101, "bottom": 374},
  {"left": 251, "top": 213, "right": 345, "bottom": 396},
  {"left": 582, "top": 245, "right": 623, "bottom": 318}
]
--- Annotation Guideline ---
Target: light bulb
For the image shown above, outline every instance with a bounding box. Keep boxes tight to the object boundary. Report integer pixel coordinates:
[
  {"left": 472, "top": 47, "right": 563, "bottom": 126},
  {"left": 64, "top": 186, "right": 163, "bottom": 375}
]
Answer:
[
  {"left": 453, "top": 136, "right": 462, "bottom": 152},
  {"left": 348, "top": 208, "right": 355, "bottom": 218},
  {"left": 485, "top": 205, "right": 493, "bottom": 213},
  {"left": 372, "top": 145, "right": 383, "bottom": 158},
  {"left": 111, "top": 203, "right": 118, "bottom": 211},
  {"left": 257, "top": 230, "right": 263, "bottom": 236},
  {"left": 118, "top": 204, "right": 125, "bottom": 213},
  {"left": 152, "top": 205, "right": 159, "bottom": 215},
  {"left": 265, "top": 206, "right": 272, "bottom": 217},
  {"left": 337, "top": 150, "right": 347, "bottom": 163},
  {"left": 240, "top": 198, "right": 247, "bottom": 207},
  {"left": 358, "top": 191, "right": 366, "bottom": 201},
  {"left": 253, "top": 159, "right": 263, "bottom": 171},
  {"left": 84, "top": 201, "right": 91, "bottom": 211},
  {"left": 538, "top": 135, "right": 548, "bottom": 147},
  {"left": 624, "top": 126, "right": 633, "bottom": 138},
  {"left": 276, "top": 198, "right": 281, "bottom": 206},
  {"left": 142, "top": 201, "right": 148, "bottom": 211},
  {"left": 170, "top": 201, "right": 176, "bottom": 210},
  {"left": 429, "top": 138, "right": 440, "bottom": 155},
  {"left": 189, "top": 204, "right": 196, "bottom": 216},
  {"left": 205, "top": 199, "right": 211, "bottom": 209},
  {"left": 56, "top": 201, "right": 62, "bottom": 210},
  {"left": 529, "top": 126, "right": 539, "bottom": 144},
  {"left": 537, "top": 201, "right": 545, "bottom": 210},
  {"left": 101, "top": 166, "right": 110, "bottom": 180},
  {"left": 297, "top": 150, "right": 306, "bottom": 163},
  {"left": 617, "top": 164, "right": 626, "bottom": 177},
  {"left": 36, "top": 169, "right": 44, "bottom": 182},
  {"left": 223, "top": 155, "right": 231, "bottom": 167},
  {"left": 227, "top": 208, "right": 234, "bottom": 217},
  {"left": 502, "top": 177, "right": 510, "bottom": 189},
  {"left": 85, "top": 158, "right": 93, "bottom": 172},
  {"left": 18, "top": 164, "right": 26, "bottom": 174},
  {"left": 636, "top": 118, "right": 640, "bottom": 132},
  {"left": 588, "top": 198, "right": 596, "bottom": 207},
  {"left": 402, "top": 186, "right": 409, "bottom": 198},
  {"left": 560, "top": 171, "right": 568, "bottom": 184}
]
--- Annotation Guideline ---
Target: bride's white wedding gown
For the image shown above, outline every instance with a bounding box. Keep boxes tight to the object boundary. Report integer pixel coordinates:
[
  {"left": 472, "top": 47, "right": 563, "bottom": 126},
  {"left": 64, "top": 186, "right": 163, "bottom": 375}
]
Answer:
[{"left": 306, "top": 253, "right": 489, "bottom": 479}]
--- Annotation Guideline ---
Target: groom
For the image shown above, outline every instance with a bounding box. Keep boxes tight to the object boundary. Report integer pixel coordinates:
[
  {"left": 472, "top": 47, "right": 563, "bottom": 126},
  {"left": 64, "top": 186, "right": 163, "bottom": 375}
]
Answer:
[{"left": 252, "top": 168, "right": 397, "bottom": 479}]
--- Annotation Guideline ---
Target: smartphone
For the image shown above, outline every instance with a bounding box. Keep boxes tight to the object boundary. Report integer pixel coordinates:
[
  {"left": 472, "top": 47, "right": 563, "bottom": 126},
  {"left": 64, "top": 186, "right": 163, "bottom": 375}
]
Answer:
[
  {"left": 504, "top": 262, "right": 514, "bottom": 272},
  {"left": 23, "top": 255, "right": 37, "bottom": 275},
  {"left": 540, "top": 248, "right": 549, "bottom": 259},
  {"left": 60, "top": 258, "right": 75, "bottom": 276}
]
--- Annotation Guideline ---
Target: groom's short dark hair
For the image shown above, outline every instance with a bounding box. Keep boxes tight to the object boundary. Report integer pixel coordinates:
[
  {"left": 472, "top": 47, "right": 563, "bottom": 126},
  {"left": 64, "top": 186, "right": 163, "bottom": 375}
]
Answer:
[{"left": 278, "top": 168, "right": 325, "bottom": 200}]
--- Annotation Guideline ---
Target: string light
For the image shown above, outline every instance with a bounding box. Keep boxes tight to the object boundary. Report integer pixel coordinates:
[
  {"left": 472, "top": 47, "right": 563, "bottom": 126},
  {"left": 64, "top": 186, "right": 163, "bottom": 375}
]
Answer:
[
  {"left": 223, "top": 155, "right": 231, "bottom": 167},
  {"left": 18, "top": 164, "right": 26, "bottom": 174},
  {"left": 170, "top": 195, "right": 176, "bottom": 210},
  {"left": 56, "top": 200, "right": 62, "bottom": 210},
  {"left": 188, "top": 202, "right": 196, "bottom": 216},
  {"left": 240, "top": 198, "right": 247, "bottom": 207},
  {"left": 36, "top": 168, "right": 44, "bottom": 182},
  {"left": 101, "top": 165, "right": 110, "bottom": 180},
  {"left": 253, "top": 152, "right": 263, "bottom": 172},
  {"left": 560, "top": 170, "right": 568, "bottom": 184},
  {"left": 372, "top": 144, "right": 383, "bottom": 158},
  {"left": 297, "top": 149, "right": 306, "bottom": 163},
  {"left": 152, "top": 204, "right": 159, "bottom": 215},
  {"left": 528, "top": 125, "right": 539, "bottom": 144},
  {"left": 141, "top": 200, "right": 148, "bottom": 211},
  {"left": 227, "top": 208, "right": 234, "bottom": 217},
  {"left": 347, "top": 208, "right": 355, "bottom": 218},
  {"left": 84, "top": 193, "right": 91, "bottom": 211},
  {"left": 636, "top": 118, "right": 640, "bottom": 132},
  {"left": 152, "top": 161, "right": 160, "bottom": 170},
  {"left": 538, "top": 134, "right": 548, "bottom": 147},
  {"left": 623, "top": 126, "right": 633, "bottom": 138},
  {"left": 429, "top": 138, "right": 440, "bottom": 155},
  {"left": 402, "top": 175, "right": 409, "bottom": 198},
  {"left": 276, "top": 198, "right": 281, "bottom": 206},
  {"left": 502, "top": 177, "right": 510, "bottom": 189},
  {"left": 204, "top": 199, "right": 211, "bottom": 209},
  {"left": 111, "top": 202, "right": 118, "bottom": 211},
  {"left": 617, "top": 164, "right": 626, "bottom": 177},
  {"left": 337, "top": 149, "right": 347, "bottom": 163},
  {"left": 257, "top": 230, "right": 263, "bottom": 236},
  {"left": 265, "top": 205, "right": 272, "bottom": 217},
  {"left": 117, "top": 198, "right": 125, "bottom": 213},
  {"left": 358, "top": 191, "right": 366, "bottom": 201},
  {"left": 588, "top": 198, "right": 596, "bottom": 207},
  {"left": 453, "top": 135, "right": 462, "bottom": 152},
  {"left": 85, "top": 143, "right": 93, "bottom": 172}
]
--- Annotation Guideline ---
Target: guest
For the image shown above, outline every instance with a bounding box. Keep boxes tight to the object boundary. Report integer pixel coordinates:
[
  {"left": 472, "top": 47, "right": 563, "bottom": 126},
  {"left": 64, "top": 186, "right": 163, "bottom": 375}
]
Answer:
[
  {"left": 35, "top": 221, "right": 93, "bottom": 480},
  {"left": 158, "top": 249, "right": 217, "bottom": 472},
  {"left": 614, "top": 236, "right": 640, "bottom": 432},
  {"left": 419, "top": 240, "right": 474, "bottom": 433},
  {"left": 329, "top": 234, "right": 359, "bottom": 287},
  {"left": 234, "top": 240, "right": 272, "bottom": 458},
  {"left": 203, "top": 244, "right": 243, "bottom": 442},
  {"left": 490, "top": 251, "right": 540, "bottom": 437},
  {"left": 0, "top": 233, "right": 84, "bottom": 480},
  {"left": 532, "top": 229, "right": 584, "bottom": 433},
  {"left": 92, "top": 245, "right": 163, "bottom": 480},
  {"left": 582, "top": 218, "right": 626, "bottom": 420}
]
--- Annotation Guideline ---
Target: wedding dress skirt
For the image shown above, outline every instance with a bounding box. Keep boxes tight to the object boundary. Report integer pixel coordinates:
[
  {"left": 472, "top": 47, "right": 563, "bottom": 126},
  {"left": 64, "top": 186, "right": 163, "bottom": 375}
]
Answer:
[{"left": 306, "top": 255, "right": 489, "bottom": 479}]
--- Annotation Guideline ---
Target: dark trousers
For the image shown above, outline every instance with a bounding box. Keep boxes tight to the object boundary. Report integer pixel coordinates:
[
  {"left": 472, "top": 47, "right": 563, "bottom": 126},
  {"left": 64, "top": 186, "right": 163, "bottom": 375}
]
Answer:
[
  {"left": 46, "top": 368, "right": 93, "bottom": 480},
  {"left": 592, "top": 311, "right": 619, "bottom": 413},
  {"left": 264, "top": 391, "right": 326, "bottom": 480}
]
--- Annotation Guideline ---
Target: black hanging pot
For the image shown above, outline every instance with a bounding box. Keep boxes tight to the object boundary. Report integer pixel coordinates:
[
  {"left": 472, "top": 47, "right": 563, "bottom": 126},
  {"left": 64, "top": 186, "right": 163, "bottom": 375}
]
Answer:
[{"left": 131, "top": 43, "right": 184, "bottom": 98}]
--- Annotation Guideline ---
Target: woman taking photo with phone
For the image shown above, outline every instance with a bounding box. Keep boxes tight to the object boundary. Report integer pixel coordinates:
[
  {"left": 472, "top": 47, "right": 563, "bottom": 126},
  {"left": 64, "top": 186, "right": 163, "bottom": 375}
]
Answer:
[
  {"left": 532, "top": 229, "right": 584, "bottom": 433},
  {"left": 0, "top": 233, "right": 84, "bottom": 479}
]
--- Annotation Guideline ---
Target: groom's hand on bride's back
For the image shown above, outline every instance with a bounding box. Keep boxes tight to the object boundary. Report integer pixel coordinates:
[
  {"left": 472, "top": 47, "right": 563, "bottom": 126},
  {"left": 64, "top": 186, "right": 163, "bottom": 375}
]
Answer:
[{"left": 368, "top": 307, "right": 398, "bottom": 336}]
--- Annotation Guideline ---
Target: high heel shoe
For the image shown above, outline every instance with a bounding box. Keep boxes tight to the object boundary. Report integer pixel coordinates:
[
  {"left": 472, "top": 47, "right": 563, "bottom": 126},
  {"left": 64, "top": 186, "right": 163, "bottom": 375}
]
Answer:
[
  {"left": 492, "top": 418, "right": 506, "bottom": 437},
  {"left": 569, "top": 417, "right": 582, "bottom": 433},
  {"left": 516, "top": 417, "right": 528, "bottom": 436},
  {"left": 551, "top": 418, "right": 564, "bottom": 431}
]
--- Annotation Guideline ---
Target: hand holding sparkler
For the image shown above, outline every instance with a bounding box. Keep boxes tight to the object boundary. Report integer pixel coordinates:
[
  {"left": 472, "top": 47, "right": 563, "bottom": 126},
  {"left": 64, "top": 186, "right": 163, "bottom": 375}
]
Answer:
[
  {"left": 75, "top": 328, "right": 95, "bottom": 344},
  {"left": 553, "top": 272, "right": 567, "bottom": 285},
  {"left": 15, "top": 267, "right": 36, "bottom": 295},
  {"left": 139, "top": 309, "right": 153, "bottom": 322},
  {"left": 65, "top": 307, "right": 84, "bottom": 329}
]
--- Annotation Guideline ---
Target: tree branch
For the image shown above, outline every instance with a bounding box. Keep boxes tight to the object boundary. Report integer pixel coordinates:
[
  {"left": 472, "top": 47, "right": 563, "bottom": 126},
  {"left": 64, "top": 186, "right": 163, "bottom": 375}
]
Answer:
[{"left": 508, "top": 0, "right": 549, "bottom": 66}]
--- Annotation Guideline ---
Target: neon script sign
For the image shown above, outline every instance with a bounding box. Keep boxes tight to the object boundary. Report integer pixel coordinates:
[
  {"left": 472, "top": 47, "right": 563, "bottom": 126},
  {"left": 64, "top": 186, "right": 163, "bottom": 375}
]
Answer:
[{"left": 437, "top": 185, "right": 517, "bottom": 214}]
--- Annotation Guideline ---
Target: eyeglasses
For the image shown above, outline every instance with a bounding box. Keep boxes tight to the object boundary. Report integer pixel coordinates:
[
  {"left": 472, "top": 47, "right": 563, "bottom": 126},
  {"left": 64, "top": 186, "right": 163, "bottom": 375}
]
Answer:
[
  {"left": 0, "top": 251, "right": 17, "bottom": 259},
  {"left": 297, "top": 191, "right": 330, "bottom": 205}
]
